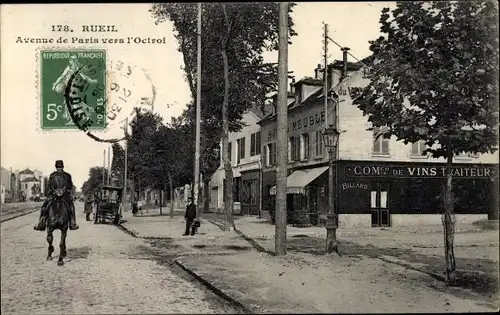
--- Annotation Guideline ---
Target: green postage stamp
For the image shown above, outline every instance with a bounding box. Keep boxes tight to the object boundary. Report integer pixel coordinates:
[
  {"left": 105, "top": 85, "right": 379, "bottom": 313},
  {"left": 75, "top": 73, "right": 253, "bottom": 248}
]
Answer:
[{"left": 40, "top": 49, "right": 107, "bottom": 130}]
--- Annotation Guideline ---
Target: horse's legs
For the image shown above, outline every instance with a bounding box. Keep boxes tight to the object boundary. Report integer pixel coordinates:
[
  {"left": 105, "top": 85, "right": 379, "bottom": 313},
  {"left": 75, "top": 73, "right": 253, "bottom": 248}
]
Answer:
[
  {"left": 46, "top": 228, "right": 54, "bottom": 260},
  {"left": 58, "top": 228, "right": 68, "bottom": 266}
]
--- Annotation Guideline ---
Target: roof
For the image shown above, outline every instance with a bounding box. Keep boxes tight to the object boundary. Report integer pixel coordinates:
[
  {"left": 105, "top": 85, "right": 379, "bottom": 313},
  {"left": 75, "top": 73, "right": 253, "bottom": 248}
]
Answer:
[
  {"left": 19, "top": 169, "right": 34, "bottom": 175},
  {"left": 100, "top": 185, "right": 124, "bottom": 191},
  {"left": 21, "top": 177, "right": 39, "bottom": 183},
  {"left": 293, "top": 77, "right": 323, "bottom": 86},
  {"left": 328, "top": 60, "right": 364, "bottom": 72}
]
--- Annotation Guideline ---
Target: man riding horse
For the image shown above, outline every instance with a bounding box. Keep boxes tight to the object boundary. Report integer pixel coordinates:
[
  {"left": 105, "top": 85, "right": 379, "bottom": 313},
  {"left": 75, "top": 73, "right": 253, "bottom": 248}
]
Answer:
[{"left": 34, "top": 160, "right": 79, "bottom": 231}]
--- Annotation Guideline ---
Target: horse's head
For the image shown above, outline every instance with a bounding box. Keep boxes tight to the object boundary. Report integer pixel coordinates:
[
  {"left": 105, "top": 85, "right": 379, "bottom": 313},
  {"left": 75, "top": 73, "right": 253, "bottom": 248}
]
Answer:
[{"left": 53, "top": 187, "right": 67, "bottom": 199}]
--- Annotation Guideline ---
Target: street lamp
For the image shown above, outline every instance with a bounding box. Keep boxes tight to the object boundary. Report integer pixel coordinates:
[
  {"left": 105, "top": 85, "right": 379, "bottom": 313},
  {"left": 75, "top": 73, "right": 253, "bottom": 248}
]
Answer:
[{"left": 322, "top": 125, "right": 340, "bottom": 255}]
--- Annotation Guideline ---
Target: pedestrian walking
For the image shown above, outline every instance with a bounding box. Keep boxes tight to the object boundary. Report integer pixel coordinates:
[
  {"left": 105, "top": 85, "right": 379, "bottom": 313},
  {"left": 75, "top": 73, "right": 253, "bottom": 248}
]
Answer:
[{"left": 183, "top": 197, "right": 197, "bottom": 236}]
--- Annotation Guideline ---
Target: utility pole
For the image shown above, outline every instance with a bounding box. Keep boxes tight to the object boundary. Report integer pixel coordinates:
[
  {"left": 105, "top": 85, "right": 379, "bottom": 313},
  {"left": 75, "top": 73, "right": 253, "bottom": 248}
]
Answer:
[
  {"left": 323, "top": 22, "right": 329, "bottom": 128},
  {"left": 107, "top": 147, "right": 111, "bottom": 185},
  {"left": 275, "top": 1, "right": 289, "bottom": 256},
  {"left": 102, "top": 150, "right": 106, "bottom": 185},
  {"left": 122, "top": 117, "right": 129, "bottom": 218},
  {"left": 193, "top": 2, "right": 202, "bottom": 220}
]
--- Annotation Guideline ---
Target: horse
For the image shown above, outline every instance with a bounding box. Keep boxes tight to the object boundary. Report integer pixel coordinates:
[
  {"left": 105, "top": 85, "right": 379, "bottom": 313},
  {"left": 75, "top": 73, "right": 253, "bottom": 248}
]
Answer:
[{"left": 45, "top": 187, "right": 70, "bottom": 266}]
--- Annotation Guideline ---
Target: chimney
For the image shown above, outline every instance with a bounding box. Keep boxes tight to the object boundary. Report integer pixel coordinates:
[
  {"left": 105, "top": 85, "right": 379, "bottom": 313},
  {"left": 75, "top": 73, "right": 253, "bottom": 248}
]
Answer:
[
  {"left": 289, "top": 77, "right": 295, "bottom": 93},
  {"left": 314, "top": 64, "right": 322, "bottom": 79},
  {"left": 341, "top": 47, "right": 350, "bottom": 79}
]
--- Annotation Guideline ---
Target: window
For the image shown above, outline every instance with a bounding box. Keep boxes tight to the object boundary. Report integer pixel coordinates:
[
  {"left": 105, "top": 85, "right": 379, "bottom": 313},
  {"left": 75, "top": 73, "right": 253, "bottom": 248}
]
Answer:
[
  {"left": 287, "top": 138, "right": 292, "bottom": 162},
  {"left": 250, "top": 132, "right": 261, "bottom": 156},
  {"left": 457, "top": 152, "right": 479, "bottom": 159},
  {"left": 315, "top": 130, "right": 324, "bottom": 156},
  {"left": 291, "top": 137, "right": 300, "bottom": 161},
  {"left": 228, "top": 142, "right": 232, "bottom": 162},
  {"left": 237, "top": 137, "right": 246, "bottom": 164},
  {"left": 411, "top": 140, "right": 427, "bottom": 156},
  {"left": 270, "top": 143, "right": 277, "bottom": 165},
  {"left": 301, "top": 133, "right": 310, "bottom": 160},
  {"left": 373, "top": 127, "right": 390, "bottom": 155},
  {"left": 266, "top": 143, "right": 277, "bottom": 166}
]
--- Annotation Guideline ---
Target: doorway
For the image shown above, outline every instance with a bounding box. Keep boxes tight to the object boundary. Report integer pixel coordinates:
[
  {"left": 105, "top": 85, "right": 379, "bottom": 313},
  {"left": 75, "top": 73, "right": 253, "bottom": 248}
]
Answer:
[{"left": 370, "top": 182, "right": 390, "bottom": 227}]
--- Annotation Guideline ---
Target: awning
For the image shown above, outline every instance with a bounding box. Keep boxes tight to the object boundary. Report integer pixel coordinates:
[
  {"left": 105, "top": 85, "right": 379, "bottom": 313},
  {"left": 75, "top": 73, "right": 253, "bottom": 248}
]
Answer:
[{"left": 269, "top": 166, "right": 329, "bottom": 195}]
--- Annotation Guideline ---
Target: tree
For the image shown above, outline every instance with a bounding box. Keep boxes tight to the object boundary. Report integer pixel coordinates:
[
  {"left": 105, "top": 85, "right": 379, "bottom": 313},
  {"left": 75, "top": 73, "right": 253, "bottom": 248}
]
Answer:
[
  {"left": 127, "top": 109, "right": 165, "bottom": 196},
  {"left": 150, "top": 2, "right": 298, "bottom": 231},
  {"left": 31, "top": 183, "right": 41, "bottom": 196},
  {"left": 111, "top": 143, "right": 125, "bottom": 187},
  {"left": 81, "top": 166, "right": 109, "bottom": 198},
  {"left": 353, "top": 1, "right": 499, "bottom": 283}
]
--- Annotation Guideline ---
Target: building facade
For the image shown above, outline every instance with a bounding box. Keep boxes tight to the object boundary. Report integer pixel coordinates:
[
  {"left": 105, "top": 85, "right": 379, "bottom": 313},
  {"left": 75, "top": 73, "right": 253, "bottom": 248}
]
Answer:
[
  {"left": 209, "top": 107, "right": 264, "bottom": 215},
  {"left": 17, "top": 169, "right": 44, "bottom": 201},
  {"left": 1, "top": 167, "right": 13, "bottom": 203},
  {"left": 259, "top": 61, "right": 499, "bottom": 228}
]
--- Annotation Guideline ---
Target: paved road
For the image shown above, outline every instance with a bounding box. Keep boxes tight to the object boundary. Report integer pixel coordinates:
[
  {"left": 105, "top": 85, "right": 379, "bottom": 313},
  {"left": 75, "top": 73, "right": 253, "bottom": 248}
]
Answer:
[{"left": 1, "top": 203, "right": 236, "bottom": 314}]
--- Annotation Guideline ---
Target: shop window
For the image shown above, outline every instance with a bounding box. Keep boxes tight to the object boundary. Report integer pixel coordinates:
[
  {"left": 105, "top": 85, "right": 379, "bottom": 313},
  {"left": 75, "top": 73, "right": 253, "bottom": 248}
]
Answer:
[
  {"left": 233, "top": 177, "right": 241, "bottom": 202},
  {"left": 373, "top": 127, "right": 390, "bottom": 155}
]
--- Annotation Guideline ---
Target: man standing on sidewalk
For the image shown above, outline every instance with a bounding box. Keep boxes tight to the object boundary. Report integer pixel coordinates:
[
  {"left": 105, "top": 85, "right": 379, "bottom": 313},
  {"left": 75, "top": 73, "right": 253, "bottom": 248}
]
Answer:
[{"left": 183, "top": 197, "right": 196, "bottom": 236}]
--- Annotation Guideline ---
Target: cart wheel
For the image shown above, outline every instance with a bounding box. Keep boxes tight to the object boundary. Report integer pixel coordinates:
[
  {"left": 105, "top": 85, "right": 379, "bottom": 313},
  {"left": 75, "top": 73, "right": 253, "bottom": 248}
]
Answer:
[{"left": 113, "top": 215, "right": 120, "bottom": 225}]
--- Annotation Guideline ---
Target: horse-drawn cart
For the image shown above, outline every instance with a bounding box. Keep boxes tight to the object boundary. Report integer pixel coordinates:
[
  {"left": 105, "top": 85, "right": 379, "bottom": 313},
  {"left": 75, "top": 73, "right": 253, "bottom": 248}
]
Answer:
[{"left": 94, "top": 185, "right": 123, "bottom": 225}]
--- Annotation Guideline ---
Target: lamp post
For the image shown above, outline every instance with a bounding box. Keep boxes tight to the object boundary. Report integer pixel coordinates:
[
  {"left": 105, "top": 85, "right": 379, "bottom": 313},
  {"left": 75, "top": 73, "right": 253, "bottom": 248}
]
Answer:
[{"left": 322, "top": 125, "right": 340, "bottom": 255}]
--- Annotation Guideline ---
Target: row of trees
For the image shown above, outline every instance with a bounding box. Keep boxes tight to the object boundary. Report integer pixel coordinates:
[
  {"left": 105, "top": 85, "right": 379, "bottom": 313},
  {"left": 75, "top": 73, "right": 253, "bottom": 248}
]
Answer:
[{"left": 82, "top": 3, "right": 298, "bottom": 231}]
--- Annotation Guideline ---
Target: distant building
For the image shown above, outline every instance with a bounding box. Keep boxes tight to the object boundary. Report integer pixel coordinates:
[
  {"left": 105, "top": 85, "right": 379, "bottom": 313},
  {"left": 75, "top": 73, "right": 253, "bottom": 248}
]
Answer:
[
  {"left": 209, "top": 105, "right": 266, "bottom": 215},
  {"left": 17, "top": 168, "right": 44, "bottom": 201},
  {"left": 1, "top": 167, "right": 13, "bottom": 203}
]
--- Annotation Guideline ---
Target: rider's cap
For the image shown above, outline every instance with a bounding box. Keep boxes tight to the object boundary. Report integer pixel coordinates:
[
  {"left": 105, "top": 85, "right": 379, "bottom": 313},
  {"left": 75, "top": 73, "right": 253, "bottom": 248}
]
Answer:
[{"left": 55, "top": 160, "right": 64, "bottom": 168}]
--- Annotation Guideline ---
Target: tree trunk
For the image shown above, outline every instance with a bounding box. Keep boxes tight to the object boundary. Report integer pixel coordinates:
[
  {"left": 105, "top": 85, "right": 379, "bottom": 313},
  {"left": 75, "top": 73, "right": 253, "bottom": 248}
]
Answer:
[
  {"left": 159, "top": 187, "right": 163, "bottom": 215},
  {"left": 221, "top": 4, "right": 234, "bottom": 232},
  {"left": 168, "top": 173, "right": 174, "bottom": 219},
  {"left": 442, "top": 150, "right": 456, "bottom": 284},
  {"left": 221, "top": 48, "right": 234, "bottom": 230},
  {"left": 203, "top": 178, "right": 210, "bottom": 213}
]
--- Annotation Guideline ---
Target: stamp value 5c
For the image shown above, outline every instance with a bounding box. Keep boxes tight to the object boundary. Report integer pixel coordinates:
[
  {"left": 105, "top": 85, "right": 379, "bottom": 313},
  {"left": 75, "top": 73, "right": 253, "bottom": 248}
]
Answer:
[{"left": 40, "top": 49, "right": 107, "bottom": 130}]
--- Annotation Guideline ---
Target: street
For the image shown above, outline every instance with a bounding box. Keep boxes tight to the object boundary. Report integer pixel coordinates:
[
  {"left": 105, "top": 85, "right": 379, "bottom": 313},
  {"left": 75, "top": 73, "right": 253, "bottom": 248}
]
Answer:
[{"left": 0, "top": 203, "right": 237, "bottom": 314}]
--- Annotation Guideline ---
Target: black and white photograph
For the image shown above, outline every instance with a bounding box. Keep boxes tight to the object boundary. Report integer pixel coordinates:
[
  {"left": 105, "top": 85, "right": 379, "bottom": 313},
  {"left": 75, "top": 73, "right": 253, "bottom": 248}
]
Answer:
[{"left": 1, "top": 2, "right": 499, "bottom": 314}]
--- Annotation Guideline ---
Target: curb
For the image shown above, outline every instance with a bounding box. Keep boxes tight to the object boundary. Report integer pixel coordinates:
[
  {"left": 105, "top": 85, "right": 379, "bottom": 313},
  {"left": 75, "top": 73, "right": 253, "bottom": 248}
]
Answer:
[
  {"left": 174, "top": 258, "right": 254, "bottom": 314},
  {"left": 378, "top": 256, "right": 447, "bottom": 282},
  {"left": 0, "top": 207, "right": 39, "bottom": 223}
]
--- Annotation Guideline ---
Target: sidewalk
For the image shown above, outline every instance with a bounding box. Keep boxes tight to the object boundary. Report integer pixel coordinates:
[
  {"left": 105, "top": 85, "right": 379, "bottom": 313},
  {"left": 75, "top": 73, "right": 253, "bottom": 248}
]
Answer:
[
  {"left": 120, "top": 211, "right": 499, "bottom": 313},
  {"left": 120, "top": 208, "right": 252, "bottom": 256}
]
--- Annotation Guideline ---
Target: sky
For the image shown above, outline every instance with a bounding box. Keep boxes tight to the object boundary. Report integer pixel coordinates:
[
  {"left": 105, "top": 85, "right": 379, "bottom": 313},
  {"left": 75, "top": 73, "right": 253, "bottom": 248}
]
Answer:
[{"left": 1, "top": 2, "right": 394, "bottom": 189}]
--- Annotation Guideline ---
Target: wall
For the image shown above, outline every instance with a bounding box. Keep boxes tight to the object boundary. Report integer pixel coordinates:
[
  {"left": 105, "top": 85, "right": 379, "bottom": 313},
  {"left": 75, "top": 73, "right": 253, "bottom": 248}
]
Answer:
[
  {"left": 260, "top": 97, "right": 336, "bottom": 172},
  {"left": 212, "top": 110, "right": 263, "bottom": 212}
]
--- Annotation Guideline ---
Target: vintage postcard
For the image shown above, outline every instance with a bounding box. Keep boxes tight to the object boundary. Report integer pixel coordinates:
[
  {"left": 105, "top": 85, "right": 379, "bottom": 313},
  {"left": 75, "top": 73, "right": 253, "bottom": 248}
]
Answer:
[{"left": 1, "top": 2, "right": 498, "bottom": 314}]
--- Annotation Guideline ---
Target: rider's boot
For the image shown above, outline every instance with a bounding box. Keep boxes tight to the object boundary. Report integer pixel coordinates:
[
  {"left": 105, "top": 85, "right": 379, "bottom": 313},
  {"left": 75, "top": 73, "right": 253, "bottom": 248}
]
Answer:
[
  {"left": 69, "top": 204, "right": 79, "bottom": 230},
  {"left": 34, "top": 204, "right": 47, "bottom": 231}
]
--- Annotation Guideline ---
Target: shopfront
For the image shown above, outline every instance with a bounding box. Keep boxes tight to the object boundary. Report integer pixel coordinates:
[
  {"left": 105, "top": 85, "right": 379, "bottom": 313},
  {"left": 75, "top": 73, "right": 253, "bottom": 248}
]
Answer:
[
  {"left": 337, "top": 161, "right": 499, "bottom": 227},
  {"left": 240, "top": 169, "right": 261, "bottom": 215}
]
